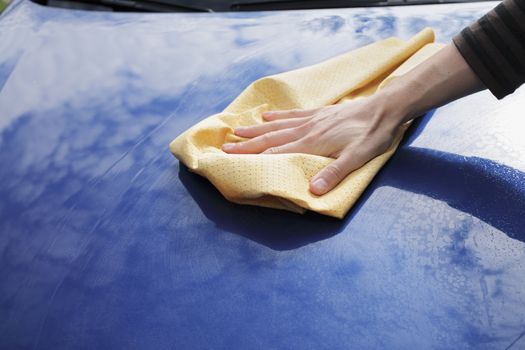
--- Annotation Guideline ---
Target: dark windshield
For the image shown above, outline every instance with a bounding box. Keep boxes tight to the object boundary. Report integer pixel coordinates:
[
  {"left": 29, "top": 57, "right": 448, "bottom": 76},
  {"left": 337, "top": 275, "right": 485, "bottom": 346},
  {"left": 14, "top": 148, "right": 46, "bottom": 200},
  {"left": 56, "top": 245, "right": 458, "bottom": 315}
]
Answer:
[
  {"left": 34, "top": 0, "right": 495, "bottom": 13},
  {"left": 167, "top": 0, "right": 494, "bottom": 12},
  {"left": 177, "top": 0, "right": 381, "bottom": 12}
]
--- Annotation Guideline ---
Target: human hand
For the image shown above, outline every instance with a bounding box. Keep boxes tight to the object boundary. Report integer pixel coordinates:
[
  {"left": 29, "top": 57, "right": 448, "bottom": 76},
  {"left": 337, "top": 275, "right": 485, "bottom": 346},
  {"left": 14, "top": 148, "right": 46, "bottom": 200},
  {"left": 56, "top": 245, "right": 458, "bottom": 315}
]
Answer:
[
  {"left": 221, "top": 95, "right": 405, "bottom": 196},
  {"left": 221, "top": 43, "right": 484, "bottom": 196}
]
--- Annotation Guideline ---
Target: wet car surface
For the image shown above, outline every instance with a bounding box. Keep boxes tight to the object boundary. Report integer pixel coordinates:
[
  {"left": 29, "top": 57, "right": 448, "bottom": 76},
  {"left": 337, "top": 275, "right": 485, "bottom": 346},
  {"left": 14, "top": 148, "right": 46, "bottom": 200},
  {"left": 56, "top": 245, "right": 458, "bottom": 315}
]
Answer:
[{"left": 1, "top": 1, "right": 524, "bottom": 348}]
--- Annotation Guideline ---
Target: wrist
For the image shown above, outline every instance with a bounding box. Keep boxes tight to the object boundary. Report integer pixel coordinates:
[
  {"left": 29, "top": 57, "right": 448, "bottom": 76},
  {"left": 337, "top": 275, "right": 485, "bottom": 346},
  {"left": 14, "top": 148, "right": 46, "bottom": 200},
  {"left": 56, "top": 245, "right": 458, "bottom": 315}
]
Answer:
[
  {"left": 372, "top": 43, "right": 485, "bottom": 126},
  {"left": 371, "top": 79, "right": 422, "bottom": 129}
]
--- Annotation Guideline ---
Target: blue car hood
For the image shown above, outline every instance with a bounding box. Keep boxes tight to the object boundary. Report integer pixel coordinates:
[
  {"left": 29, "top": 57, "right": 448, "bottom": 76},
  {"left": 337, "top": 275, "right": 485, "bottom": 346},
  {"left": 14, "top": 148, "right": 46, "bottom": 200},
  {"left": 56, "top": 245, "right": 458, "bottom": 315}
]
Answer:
[{"left": 1, "top": 1, "right": 525, "bottom": 349}]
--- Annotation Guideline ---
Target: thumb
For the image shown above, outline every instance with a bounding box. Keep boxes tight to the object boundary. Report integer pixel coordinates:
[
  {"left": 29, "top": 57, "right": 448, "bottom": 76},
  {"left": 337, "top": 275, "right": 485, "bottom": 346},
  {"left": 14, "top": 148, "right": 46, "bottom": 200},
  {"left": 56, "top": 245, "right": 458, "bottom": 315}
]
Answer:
[{"left": 309, "top": 152, "right": 364, "bottom": 196}]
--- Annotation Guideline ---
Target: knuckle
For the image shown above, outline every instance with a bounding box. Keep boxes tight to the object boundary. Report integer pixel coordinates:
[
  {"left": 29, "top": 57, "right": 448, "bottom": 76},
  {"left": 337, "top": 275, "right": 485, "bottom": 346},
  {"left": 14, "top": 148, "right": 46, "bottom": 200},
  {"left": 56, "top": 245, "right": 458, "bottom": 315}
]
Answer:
[
  {"left": 271, "top": 119, "right": 285, "bottom": 127},
  {"left": 235, "top": 141, "right": 247, "bottom": 149},
  {"left": 285, "top": 128, "right": 301, "bottom": 138},
  {"left": 242, "top": 126, "right": 259, "bottom": 136},
  {"left": 259, "top": 124, "right": 273, "bottom": 135},
  {"left": 330, "top": 150, "right": 342, "bottom": 158},
  {"left": 297, "top": 120, "right": 315, "bottom": 132},
  {"left": 293, "top": 125, "right": 307, "bottom": 136},
  {"left": 260, "top": 132, "right": 273, "bottom": 144},
  {"left": 379, "top": 139, "right": 393, "bottom": 153},
  {"left": 323, "top": 164, "right": 343, "bottom": 180}
]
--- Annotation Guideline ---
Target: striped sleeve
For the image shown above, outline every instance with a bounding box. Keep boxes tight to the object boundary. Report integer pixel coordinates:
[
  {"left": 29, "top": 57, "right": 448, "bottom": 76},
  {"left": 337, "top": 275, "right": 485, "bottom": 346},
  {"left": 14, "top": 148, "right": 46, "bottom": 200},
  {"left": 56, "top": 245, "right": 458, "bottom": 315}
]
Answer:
[{"left": 453, "top": 0, "right": 525, "bottom": 99}]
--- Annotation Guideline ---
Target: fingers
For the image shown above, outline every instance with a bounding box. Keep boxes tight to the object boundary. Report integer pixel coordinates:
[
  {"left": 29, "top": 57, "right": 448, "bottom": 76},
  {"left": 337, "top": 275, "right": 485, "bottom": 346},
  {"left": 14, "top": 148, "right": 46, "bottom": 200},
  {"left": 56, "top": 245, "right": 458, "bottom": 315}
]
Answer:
[
  {"left": 261, "top": 140, "right": 308, "bottom": 155},
  {"left": 234, "top": 117, "right": 309, "bottom": 138},
  {"left": 222, "top": 128, "right": 301, "bottom": 154},
  {"left": 309, "top": 150, "right": 367, "bottom": 196},
  {"left": 262, "top": 107, "right": 320, "bottom": 121}
]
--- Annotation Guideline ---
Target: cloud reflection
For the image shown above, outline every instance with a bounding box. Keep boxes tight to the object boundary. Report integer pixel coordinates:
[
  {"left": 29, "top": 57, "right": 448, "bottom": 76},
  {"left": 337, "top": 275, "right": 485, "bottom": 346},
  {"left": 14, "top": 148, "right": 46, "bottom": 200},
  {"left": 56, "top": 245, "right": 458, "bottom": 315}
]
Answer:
[{"left": 1, "top": 1, "right": 524, "bottom": 349}]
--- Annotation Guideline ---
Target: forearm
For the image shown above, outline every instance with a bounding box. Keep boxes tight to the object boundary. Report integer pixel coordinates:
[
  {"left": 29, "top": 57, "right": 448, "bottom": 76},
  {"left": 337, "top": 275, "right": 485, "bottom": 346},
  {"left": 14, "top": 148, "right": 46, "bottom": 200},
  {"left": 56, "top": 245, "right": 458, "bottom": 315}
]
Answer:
[{"left": 377, "top": 43, "right": 486, "bottom": 126}]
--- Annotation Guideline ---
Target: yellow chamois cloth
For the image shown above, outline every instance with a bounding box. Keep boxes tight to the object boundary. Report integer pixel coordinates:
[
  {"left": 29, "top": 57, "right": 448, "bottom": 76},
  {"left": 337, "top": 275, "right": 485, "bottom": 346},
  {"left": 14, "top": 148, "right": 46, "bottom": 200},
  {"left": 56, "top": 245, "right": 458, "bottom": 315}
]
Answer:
[{"left": 170, "top": 28, "right": 443, "bottom": 219}]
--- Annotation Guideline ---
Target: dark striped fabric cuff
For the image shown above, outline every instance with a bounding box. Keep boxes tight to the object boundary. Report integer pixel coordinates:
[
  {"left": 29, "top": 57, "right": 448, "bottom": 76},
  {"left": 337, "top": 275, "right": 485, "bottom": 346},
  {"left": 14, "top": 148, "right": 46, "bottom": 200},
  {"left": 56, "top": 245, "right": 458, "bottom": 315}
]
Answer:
[{"left": 453, "top": 0, "right": 525, "bottom": 99}]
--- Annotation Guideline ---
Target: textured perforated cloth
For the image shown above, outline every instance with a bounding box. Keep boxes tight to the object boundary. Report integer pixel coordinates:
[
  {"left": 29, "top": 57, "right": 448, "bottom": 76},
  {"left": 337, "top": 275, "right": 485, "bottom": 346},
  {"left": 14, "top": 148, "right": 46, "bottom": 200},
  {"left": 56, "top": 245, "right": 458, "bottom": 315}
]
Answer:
[{"left": 170, "top": 28, "right": 442, "bottom": 218}]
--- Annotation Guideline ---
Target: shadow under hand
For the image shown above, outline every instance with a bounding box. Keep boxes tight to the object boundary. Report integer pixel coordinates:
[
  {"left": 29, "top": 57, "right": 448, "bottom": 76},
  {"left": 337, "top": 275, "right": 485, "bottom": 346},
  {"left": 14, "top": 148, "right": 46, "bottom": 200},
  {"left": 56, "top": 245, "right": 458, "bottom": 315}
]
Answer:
[
  {"left": 176, "top": 109, "right": 525, "bottom": 248},
  {"left": 178, "top": 165, "right": 348, "bottom": 251},
  {"left": 381, "top": 146, "right": 525, "bottom": 243}
]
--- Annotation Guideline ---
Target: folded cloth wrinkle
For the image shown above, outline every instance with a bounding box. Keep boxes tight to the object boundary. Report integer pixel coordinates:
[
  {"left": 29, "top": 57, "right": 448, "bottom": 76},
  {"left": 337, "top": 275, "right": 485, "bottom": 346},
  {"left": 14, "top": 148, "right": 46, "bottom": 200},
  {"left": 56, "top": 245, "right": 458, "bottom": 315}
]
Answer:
[{"left": 170, "top": 28, "right": 443, "bottom": 219}]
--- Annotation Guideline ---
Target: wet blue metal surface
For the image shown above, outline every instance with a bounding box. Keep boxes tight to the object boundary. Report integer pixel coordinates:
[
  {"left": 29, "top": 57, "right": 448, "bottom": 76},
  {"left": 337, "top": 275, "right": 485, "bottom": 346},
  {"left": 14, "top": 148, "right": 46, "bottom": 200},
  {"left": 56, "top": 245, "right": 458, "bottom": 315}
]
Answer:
[{"left": 1, "top": 1, "right": 524, "bottom": 349}]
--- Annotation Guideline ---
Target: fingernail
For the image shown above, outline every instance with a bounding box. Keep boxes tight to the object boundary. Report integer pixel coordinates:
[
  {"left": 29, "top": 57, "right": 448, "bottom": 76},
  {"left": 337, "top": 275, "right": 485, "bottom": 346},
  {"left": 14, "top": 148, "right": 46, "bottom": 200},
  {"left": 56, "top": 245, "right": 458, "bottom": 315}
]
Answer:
[
  {"left": 222, "top": 143, "right": 234, "bottom": 151},
  {"left": 234, "top": 127, "right": 245, "bottom": 135},
  {"left": 312, "top": 178, "right": 328, "bottom": 193}
]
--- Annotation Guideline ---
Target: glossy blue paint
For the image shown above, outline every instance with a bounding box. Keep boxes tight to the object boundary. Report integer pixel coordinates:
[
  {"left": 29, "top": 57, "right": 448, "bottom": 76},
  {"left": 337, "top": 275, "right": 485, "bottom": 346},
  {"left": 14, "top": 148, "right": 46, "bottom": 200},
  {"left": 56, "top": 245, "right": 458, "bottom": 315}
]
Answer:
[{"left": 1, "top": 1, "right": 524, "bottom": 349}]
